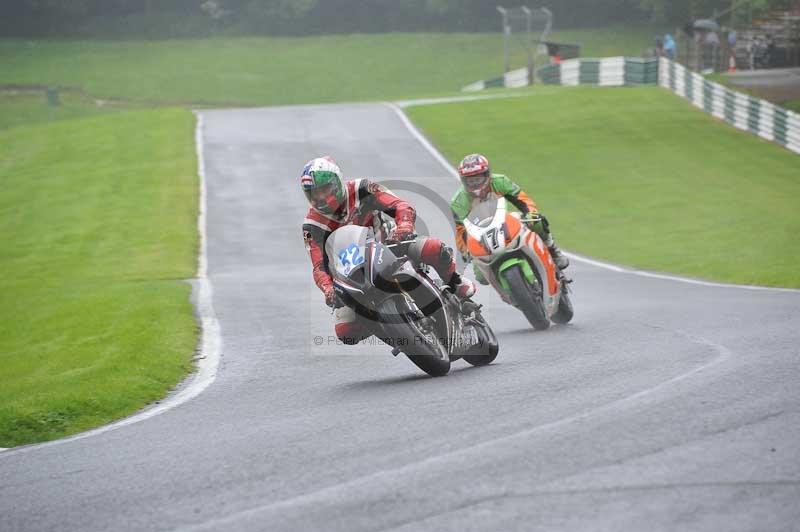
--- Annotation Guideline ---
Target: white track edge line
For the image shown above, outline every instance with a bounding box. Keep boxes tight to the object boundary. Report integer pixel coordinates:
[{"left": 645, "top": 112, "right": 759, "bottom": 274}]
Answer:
[
  {"left": 395, "top": 91, "right": 532, "bottom": 109},
  {"left": 0, "top": 113, "right": 222, "bottom": 457},
  {"left": 386, "top": 102, "right": 459, "bottom": 179},
  {"left": 563, "top": 251, "right": 800, "bottom": 293},
  {"left": 387, "top": 102, "right": 800, "bottom": 294},
  {"left": 196, "top": 112, "right": 209, "bottom": 280}
]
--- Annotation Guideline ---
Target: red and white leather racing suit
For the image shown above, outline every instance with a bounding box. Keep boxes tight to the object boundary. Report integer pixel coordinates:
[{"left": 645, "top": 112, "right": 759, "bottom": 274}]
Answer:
[{"left": 302, "top": 179, "right": 459, "bottom": 344}]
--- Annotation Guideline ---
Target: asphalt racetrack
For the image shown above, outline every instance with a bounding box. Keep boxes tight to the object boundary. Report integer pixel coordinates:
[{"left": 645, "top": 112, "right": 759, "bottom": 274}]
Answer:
[{"left": 1, "top": 103, "right": 799, "bottom": 531}]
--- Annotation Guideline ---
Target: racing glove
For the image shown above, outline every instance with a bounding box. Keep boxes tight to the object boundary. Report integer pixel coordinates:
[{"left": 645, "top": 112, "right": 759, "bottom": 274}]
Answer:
[
  {"left": 323, "top": 284, "right": 337, "bottom": 308},
  {"left": 520, "top": 213, "right": 546, "bottom": 234},
  {"left": 388, "top": 210, "right": 415, "bottom": 242}
]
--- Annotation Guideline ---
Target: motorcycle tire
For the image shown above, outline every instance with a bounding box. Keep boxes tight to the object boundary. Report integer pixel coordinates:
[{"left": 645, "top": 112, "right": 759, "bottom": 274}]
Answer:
[
  {"left": 504, "top": 264, "right": 550, "bottom": 330},
  {"left": 379, "top": 297, "right": 451, "bottom": 377},
  {"left": 462, "top": 320, "right": 500, "bottom": 366},
  {"left": 551, "top": 285, "right": 574, "bottom": 324}
]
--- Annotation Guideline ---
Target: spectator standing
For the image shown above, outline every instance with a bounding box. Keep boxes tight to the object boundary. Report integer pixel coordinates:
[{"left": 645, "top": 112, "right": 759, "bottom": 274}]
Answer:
[
  {"left": 727, "top": 29, "right": 738, "bottom": 71},
  {"left": 705, "top": 30, "right": 720, "bottom": 71},
  {"left": 766, "top": 35, "right": 776, "bottom": 67},
  {"left": 664, "top": 33, "right": 676, "bottom": 60}
]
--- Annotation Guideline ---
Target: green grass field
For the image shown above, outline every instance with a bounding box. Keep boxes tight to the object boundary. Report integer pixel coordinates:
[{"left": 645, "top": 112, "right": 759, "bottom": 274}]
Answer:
[
  {"left": 0, "top": 28, "right": 660, "bottom": 106},
  {"left": 547, "top": 27, "right": 660, "bottom": 58},
  {"left": 406, "top": 86, "right": 800, "bottom": 288},
  {"left": 0, "top": 90, "right": 136, "bottom": 130},
  {"left": 0, "top": 108, "right": 198, "bottom": 446}
]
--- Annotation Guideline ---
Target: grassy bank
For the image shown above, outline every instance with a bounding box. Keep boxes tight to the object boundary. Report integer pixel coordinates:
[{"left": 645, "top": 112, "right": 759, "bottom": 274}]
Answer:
[
  {"left": 0, "top": 90, "right": 136, "bottom": 130},
  {"left": 406, "top": 86, "right": 800, "bottom": 288},
  {"left": 0, "top": 28, "right": 659, "bottom": 106},
  {"left": 0, "top": 108, "right": 198, "bottom": 446}
]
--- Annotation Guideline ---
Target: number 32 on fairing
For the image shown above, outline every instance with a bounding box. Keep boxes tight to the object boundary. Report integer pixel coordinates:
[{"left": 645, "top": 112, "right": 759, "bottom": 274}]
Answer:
[{"left": 338, "top": 244, "right": 364, "bottom": 275}]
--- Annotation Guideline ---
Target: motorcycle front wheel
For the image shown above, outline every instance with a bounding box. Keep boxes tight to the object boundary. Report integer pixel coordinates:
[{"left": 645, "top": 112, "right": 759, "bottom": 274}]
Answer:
[
  {"left": 462, "top": 307, "right": 500, "bottom": 366},
  {"left": 504, "top": 264, "right": 550, "bottom": 330},
  {"left": 378, "top": 297, "right": 451, "bottom": 377},
  {"left": 462, "top": 325, "right": 499, "bottom": 366}
]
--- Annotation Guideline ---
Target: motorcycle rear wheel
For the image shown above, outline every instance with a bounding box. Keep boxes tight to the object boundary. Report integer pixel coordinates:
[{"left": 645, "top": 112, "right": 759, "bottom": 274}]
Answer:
[
  {"left": 379, "top": 297, "right": 451, "bottom": 377},
  {"left": 504, "top": 264, "right": 550, "bottom": 330}
]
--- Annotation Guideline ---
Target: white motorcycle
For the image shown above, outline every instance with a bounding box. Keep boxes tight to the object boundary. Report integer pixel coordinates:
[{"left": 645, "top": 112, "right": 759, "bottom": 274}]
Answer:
[{"left": 325, "top": 221, "right": 499, "bottom": 376}]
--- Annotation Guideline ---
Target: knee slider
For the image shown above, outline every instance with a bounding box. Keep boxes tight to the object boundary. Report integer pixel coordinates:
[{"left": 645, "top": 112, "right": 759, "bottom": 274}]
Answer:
[{"left": 335, "top": 322, "right": 364, "bottom": 345}]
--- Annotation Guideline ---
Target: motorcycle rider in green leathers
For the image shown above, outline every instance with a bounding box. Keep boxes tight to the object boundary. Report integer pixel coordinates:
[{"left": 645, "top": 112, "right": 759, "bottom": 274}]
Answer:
[{"left": 451, "top": 154, "right": 569, "bottom": 285}]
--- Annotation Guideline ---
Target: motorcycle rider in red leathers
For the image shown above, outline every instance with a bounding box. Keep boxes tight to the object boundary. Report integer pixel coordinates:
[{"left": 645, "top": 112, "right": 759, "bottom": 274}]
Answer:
[{"left": 301, "top": 156, "right": 477, "bottom": 345}]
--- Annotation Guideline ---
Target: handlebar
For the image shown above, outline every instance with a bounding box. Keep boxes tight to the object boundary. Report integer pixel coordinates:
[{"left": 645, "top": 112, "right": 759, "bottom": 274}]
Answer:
[
  {"left": 520, "top": 213, "right": 543, "bottom": 223},
  {"left": 384, "top": 233, "right": 417, "bottom": 251}
]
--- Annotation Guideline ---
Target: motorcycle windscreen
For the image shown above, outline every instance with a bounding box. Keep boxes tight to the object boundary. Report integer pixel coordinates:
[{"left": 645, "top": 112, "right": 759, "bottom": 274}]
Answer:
[
  {"left": 325, "top": 225, "right": 370, "bottom": 283},
  {"left": 466, "top": 196, "right": 500, "bottom": 227}
]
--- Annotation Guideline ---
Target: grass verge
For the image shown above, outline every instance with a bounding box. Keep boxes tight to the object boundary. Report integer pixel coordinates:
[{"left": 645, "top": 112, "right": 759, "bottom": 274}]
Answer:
[
  {"left": 0, "top": 28, "right": 660, "bottom": 106},
  {"left": 406, "top": 86, "right": 800, "bottom": 288},
  {"left": 784, "top": 100, "right": 800, "bottom": 113},
  {"left": 0, "top": 90, "right": 138, "bottom": 130},
  {"left": 0, "top": 108, "right": 198, "bottom": 446}
]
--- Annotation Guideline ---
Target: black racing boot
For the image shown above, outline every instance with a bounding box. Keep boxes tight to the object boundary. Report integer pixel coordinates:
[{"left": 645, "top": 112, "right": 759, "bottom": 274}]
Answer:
[{"left": 544, "top": 235, "right": 569, "bottom": 270}]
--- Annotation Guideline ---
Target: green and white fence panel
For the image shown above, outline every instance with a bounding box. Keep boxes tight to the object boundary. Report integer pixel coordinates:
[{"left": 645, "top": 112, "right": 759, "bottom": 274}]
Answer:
[
  {"left": 659, "top": 57, "right": 800, "bottom": 154},
  {"left": 598, "top": 57, "right": 625, "bottom": 85},
  {"left": 503, "top": 67, "right": 530, "bottom": 89},
  {"left": 558, "top": 57, "right": 622, "bottom": 85},
  {"left": 559, "top": 59, "right": 580, "bottom": 85},
  {"left": 625, "top": 57, "right": 660, "bottom": 84},
  {"left": 575, "top": 57, "right": 628, "bottom": 86},
  {"left": 470, "top": 57, "right": 655, "bottom": 89},
  {"left": 462, "top": 67, "right": 529, "bottom": 92},
  {"left": 462, "top": 55, "right": 798, "bottom": 154},
  {"left": 537, "top": 57, "right": 658, "bottom": 87}
]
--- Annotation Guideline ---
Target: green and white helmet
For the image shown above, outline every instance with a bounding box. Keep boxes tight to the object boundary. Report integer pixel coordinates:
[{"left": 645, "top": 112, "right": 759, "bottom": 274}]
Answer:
[{"left": 300, "top": 156, "right": 345, "bottom": 215}]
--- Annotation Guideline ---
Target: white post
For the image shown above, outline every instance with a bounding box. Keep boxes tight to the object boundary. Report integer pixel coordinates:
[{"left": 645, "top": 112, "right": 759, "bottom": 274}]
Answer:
[
  {"left": 521, "top": 6, "right": 534, "bottom": 85},
  {"left": 497, "top": 6, "right": 510, "bottom": 73}
]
